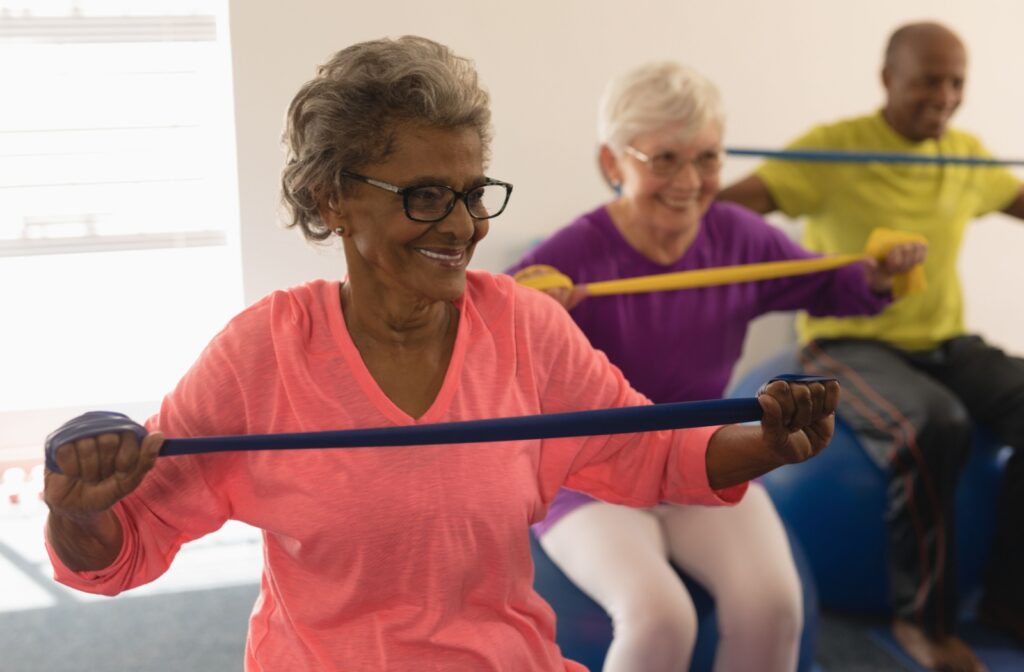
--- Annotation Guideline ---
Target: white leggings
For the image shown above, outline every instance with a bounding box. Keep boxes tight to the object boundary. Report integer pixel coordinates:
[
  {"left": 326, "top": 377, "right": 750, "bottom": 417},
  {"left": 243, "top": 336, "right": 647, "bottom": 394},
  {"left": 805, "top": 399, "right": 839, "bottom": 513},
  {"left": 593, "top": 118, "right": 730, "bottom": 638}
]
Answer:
[{"left": 539, "top": 483, "right": 802, "bottom": 672}]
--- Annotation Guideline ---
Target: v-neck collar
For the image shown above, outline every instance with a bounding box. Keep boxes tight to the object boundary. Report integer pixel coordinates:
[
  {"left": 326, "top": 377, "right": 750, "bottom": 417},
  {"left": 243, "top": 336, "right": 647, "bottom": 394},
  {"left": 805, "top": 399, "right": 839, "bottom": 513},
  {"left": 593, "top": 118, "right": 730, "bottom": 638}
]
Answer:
[{"left": 324, "top": 280, "right": 470, "bottom": 425}]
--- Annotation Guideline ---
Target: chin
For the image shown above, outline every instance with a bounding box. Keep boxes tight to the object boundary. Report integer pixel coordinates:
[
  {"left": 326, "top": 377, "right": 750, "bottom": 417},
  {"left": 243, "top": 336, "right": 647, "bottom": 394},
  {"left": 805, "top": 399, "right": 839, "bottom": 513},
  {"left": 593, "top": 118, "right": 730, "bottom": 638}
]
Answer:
[
  {"left": 425, "top": 274, "right": 467, "bottom": 302},
  {"left": 915, "top": 118, "right": 950, "bottom": 140}
]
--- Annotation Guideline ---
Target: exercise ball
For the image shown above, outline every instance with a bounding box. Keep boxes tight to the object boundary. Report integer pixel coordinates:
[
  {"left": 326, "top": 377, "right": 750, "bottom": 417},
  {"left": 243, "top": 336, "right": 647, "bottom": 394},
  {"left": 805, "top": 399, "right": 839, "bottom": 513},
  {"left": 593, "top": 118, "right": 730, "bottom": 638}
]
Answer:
[
  {"left": 729, "top": 349, "right": 1010, "bottom": 612},
  {"left": 530, "top": 524, "right": 819, "bottom": 671}
]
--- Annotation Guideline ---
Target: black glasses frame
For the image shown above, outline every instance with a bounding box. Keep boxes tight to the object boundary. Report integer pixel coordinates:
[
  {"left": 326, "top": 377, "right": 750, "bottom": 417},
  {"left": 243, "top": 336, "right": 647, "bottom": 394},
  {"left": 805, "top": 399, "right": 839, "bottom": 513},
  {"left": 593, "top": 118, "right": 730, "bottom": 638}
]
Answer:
[{"left": 339, "top": 170, "right": 513, "bottom": 223}]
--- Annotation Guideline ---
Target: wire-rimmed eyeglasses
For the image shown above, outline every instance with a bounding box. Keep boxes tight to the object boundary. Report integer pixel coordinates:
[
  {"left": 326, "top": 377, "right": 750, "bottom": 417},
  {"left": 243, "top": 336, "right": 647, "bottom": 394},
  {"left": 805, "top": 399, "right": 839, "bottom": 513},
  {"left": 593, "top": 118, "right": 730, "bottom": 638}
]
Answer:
[
  {"left": 339, "top": 171, "right": 513, "bottom": 223},
  {"left": 622, "top": 145, "right": 723, "bottom": 178}
]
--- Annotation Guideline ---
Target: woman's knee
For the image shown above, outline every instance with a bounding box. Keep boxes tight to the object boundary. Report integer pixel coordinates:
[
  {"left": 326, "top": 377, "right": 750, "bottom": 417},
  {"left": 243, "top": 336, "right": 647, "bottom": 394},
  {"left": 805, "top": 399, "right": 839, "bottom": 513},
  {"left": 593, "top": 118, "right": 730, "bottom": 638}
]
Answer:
[
  {"left": 610, "top": 585, "right": 699, "bottom": 657},
  {"left": 715, "top": 565, "right": 803, "bottom": 644}
]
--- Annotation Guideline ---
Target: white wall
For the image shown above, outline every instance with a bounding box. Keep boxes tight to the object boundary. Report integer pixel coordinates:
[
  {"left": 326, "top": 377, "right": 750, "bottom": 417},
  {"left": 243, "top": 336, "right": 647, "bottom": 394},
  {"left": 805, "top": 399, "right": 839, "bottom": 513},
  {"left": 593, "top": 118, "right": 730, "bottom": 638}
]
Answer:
[{"left": 227, "top": 0, "right": 1024, "bottom": 380}]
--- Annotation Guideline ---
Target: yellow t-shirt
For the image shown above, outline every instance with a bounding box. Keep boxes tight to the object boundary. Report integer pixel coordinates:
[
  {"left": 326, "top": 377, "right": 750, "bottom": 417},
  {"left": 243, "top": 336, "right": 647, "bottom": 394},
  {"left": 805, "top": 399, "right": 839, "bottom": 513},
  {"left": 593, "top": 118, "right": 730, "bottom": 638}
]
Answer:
[{"left": 757, "top": 112, "right": 1020, "bottom": 351}]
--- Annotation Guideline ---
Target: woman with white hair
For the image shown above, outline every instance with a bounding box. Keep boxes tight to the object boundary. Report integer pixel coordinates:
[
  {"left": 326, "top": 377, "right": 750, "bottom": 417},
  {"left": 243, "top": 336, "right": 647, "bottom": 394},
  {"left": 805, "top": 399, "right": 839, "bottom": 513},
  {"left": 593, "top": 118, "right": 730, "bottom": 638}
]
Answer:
[{"left": 511, "top": 62, "right": 926, "bottom": 671}]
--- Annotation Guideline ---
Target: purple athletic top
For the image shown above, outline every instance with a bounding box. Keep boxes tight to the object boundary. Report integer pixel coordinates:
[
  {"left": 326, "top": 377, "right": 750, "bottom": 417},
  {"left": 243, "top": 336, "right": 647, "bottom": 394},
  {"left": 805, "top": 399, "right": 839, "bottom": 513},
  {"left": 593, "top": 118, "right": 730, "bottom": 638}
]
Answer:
[{"left": 509, "top": 202, "right": 890, "bottom": 536}]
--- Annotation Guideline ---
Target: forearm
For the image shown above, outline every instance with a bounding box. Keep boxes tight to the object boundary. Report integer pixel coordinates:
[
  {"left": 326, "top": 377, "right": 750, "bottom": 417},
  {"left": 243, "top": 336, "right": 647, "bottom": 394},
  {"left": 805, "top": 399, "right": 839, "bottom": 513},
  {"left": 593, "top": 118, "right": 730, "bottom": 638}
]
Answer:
[
  {"left": 816, "top": 263, "right": 891, "bottom": 316},
  {"left": 705, "top": 425, "right": 787, "bottom": 490},
  {"left": 1003, "top": 185, "right": 1024, "bottom": 219},
  {"left": 46, "top": 509, "right": 124, "bottom": 572},
  {"left": 716, "top": 175, "right": 779, "bottom": 214}
]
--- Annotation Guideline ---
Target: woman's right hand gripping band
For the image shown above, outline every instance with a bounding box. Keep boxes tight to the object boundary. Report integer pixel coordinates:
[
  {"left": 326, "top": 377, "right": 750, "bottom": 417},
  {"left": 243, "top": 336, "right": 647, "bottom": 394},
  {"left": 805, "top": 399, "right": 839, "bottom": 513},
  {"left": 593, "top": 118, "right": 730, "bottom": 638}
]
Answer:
[{"left": 44, "top": 411, "right": 164, "bottom": 518}]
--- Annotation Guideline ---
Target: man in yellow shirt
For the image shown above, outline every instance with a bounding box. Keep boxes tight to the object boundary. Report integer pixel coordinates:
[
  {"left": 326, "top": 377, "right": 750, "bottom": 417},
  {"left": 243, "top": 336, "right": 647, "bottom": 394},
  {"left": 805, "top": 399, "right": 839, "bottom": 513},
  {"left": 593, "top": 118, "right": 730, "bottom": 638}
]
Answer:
[{"left": 719, "top": 21, "right": 1024, "bottom": 672}]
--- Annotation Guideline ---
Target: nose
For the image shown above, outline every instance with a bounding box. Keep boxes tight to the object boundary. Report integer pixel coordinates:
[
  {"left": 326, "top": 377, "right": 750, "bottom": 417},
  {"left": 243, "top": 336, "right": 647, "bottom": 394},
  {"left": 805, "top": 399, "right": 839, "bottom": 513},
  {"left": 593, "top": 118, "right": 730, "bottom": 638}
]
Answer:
[
  {"left": 669, "top": 160, "right": 702, "bottom": 189},
  {"left": 934, "top": 79, "right": 961, "bottom": 109},
  {"left": 433, "top": 198, "right": 478, "bottom": 241}
]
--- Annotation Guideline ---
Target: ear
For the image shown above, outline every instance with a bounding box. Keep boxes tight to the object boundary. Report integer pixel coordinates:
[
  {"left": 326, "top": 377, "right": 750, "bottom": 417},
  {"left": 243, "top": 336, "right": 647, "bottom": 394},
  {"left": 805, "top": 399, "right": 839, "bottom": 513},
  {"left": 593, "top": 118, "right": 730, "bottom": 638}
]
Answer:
[
  {"left": 318, "top": 194, "right": 348, "bottom": 237},
  {"left": 881, "top": 65, "right": 892, "bottom": 90},
  {"left": 597, "top": 144, "right": 622, "bottom": 191}
]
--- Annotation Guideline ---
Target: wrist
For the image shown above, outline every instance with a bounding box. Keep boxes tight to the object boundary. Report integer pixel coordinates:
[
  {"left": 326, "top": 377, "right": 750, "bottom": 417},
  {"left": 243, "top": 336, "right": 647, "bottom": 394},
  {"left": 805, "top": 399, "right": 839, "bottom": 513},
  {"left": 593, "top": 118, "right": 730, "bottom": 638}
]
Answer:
[
  {"left": 46, "top": 508, "right": 123, "bottom": 572},
  {"left": 707, "top": 425, "right": 786, "bottom": 489}
]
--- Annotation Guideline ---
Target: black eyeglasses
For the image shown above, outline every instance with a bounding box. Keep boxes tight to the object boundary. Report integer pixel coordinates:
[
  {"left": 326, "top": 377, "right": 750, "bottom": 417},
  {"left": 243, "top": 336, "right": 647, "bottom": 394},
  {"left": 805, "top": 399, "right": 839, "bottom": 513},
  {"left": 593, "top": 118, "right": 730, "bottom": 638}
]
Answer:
[{"left": 339, "top": 171, "right": 513, "bottom": 223}]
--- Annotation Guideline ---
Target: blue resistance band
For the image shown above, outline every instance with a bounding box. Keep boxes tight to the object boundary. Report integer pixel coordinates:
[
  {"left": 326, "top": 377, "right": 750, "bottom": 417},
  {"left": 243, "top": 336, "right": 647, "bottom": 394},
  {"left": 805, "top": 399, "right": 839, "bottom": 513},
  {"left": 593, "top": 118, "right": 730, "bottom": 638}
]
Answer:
[
  {"left": 44, "top": 374, "right": 834, "bottom": 474},
  {"left": 725, "top": 147, "right": 1024, "bottom": 167}
]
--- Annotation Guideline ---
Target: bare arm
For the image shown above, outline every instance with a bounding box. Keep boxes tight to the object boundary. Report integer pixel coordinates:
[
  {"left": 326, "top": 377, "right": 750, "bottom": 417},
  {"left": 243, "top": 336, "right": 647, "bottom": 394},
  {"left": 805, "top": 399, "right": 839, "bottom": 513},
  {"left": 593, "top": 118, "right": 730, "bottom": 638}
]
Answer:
[
  {"left": 1003, "top": 184, "right": 1024, "bottom": 220},
  {"left": 716, "top": 174, "right": 779, "bottom": 215},
  {"left": 46, "top": 509, "right": 124, "bottom": 572},
  {"left": 705, "top": 379, "right": 839, "bottom": 489}
]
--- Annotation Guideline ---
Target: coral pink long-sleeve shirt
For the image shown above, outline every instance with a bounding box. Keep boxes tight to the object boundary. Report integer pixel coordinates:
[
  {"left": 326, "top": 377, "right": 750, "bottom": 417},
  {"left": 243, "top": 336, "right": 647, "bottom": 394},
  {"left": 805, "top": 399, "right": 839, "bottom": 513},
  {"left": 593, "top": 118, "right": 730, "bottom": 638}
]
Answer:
[{"left": 47, "top": 272, "right": 745, "bottom": 671}]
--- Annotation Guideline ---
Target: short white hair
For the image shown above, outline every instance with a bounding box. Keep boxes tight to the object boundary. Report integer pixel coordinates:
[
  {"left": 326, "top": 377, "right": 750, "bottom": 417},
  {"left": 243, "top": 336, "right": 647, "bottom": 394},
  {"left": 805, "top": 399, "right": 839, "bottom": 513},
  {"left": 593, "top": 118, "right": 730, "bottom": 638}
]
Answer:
[{"left": 598, "top": 62, "right": 725, "bottom": 150}]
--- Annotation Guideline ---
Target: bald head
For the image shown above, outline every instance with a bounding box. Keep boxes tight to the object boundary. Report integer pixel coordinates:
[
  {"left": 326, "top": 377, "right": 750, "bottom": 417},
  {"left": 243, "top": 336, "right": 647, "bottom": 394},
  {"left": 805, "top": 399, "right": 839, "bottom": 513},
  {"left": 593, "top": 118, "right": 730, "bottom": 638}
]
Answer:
[
  {"left": 881, "top": 21, "right": 967, "bottom": 141},
  {"left": 884, "top": 22, "right": 965, "bottom": 69}
]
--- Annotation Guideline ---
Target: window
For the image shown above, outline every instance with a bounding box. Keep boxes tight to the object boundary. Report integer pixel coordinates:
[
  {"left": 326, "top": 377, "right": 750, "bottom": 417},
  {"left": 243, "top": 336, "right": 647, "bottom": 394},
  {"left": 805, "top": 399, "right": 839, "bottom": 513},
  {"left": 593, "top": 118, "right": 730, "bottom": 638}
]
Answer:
[
  {"left": 0, "top": 0, "right": 254, "bottom": 619},
  {"left": 0, "top": 0, "right": 241, "bottom": 418}
]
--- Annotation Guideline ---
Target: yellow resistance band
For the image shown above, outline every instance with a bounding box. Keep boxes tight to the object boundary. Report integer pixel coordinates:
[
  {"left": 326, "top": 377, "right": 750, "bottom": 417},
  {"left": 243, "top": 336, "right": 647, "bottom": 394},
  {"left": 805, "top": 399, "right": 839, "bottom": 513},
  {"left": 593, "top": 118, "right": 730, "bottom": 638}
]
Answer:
[{"left": 515, "top": 228, "right": 927, "bottom": 299}]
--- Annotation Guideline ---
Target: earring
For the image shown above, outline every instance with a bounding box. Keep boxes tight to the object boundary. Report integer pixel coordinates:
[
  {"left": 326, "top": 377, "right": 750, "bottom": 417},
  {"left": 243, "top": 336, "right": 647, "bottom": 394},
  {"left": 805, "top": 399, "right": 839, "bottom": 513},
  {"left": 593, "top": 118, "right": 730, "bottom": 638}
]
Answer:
[{"left": 335, "top": 226, "right": 344, "bottom": 236}]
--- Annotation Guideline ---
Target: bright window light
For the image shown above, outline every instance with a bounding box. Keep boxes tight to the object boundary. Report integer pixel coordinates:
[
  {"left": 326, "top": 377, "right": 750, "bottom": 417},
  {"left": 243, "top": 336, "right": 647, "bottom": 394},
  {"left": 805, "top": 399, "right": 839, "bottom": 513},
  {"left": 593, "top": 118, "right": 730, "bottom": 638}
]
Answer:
[{"left": 0, "top": 1, "right": 242, "bottom": 418}]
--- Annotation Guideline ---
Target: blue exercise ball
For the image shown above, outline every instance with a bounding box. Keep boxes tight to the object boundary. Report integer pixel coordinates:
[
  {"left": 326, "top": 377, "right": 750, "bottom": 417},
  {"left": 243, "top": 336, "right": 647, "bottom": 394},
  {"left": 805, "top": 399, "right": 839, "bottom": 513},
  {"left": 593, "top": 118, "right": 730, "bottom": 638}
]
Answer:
[
  {"left": 530, "top": 524, "right": 819, "bottom": 671},
  {"left": 729, "top": 349, "right": 1009, "bottom": 613}
]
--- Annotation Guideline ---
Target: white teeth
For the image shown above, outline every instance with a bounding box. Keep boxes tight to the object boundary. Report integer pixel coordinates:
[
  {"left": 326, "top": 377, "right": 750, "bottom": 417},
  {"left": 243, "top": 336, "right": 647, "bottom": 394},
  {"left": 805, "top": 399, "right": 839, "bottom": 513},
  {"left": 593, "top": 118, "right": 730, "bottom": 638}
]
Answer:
[
  {"left": 659, "top": 197, "right": 695, "bottom": 208},
  {"left": 417, "top": 248, "right": 463, "bottom": 261}
]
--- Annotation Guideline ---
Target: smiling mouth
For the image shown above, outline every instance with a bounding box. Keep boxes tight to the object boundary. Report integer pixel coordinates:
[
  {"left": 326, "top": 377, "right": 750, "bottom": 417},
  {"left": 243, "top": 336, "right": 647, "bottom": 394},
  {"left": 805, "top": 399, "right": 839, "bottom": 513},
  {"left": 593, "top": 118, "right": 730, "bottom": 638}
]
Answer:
[
  {"left": 416, "top": 247, "right": 468, "bottom": 268},
  {"left": 921, "top": 106, "right": 953, "bottom": 122},
  {"left": 657, "top": 195, "right": 698, "bottom": 209}
]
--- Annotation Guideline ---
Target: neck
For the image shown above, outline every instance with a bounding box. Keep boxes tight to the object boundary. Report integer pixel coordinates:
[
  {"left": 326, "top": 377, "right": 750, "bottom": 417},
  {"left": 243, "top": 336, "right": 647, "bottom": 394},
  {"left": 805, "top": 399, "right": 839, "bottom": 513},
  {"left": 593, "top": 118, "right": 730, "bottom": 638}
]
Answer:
[
  {"left": 879, "top": 108, "right": 933, "bottom": 144},
  {"left": 340, "top": 277, "right": 453, "bottom": 349},
  {"left": 608, "top": 200, "right": 699, "bottom": 265},
  {"left": 880, "top": 108, "right": 905, "bottom": 140}
]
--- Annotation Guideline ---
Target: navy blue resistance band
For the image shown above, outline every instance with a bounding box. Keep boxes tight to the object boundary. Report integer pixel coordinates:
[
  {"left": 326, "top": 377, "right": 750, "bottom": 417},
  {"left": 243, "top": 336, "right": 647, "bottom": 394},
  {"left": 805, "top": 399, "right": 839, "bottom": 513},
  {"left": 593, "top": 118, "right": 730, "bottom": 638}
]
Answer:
[
  {"left": 725, "top": 147, "right": 1024, "bottom": 167},
  {"left": 44, "top": 374, "right": 834, "bottom": 474}
]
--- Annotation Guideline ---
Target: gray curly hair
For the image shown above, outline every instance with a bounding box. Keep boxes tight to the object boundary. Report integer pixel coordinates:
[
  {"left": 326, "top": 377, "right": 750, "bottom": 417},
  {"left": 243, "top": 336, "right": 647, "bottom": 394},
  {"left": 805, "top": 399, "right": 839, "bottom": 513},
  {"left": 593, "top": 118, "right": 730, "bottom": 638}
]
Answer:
[
  {"left": 598, "top": 62, "right": 725, "bottom": 151},
  {"left": 280, "top": 36, "right": 493, "bottom": 241}
]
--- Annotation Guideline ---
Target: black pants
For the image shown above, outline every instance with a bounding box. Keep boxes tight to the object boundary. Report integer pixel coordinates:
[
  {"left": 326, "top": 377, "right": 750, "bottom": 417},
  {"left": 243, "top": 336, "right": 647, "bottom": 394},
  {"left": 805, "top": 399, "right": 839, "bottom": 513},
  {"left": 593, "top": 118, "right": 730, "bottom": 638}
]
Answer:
[{"left": 800, "top": 335, "right": 1024, "bottom": 638}]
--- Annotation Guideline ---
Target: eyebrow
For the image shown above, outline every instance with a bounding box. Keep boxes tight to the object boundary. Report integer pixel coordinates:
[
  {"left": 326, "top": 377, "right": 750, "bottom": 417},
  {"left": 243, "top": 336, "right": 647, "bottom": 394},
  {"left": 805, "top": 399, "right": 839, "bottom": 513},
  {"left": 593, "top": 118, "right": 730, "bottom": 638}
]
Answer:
[{"left": 402, "top": 174, "right": 489, "bottom": 189}]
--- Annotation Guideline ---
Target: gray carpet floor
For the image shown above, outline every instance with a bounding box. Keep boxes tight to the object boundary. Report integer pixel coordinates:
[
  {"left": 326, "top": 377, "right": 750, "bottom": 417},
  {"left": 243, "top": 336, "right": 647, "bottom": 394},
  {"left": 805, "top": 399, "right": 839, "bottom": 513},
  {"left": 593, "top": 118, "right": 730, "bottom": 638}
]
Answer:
[
  {"left": 0, "top": 584, "right": 256, "bottom": 672},
  {"left": 0, "top": 585, "right": 916, "bottom": 672}
]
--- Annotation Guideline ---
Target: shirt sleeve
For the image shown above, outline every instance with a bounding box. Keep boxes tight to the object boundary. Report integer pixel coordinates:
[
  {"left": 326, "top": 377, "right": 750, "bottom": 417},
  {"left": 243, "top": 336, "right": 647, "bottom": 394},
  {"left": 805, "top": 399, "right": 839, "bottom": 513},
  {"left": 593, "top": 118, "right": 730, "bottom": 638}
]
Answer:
[
  {"left": 515, "top": 285, "right": 748, "bottom": 510},
  {"left": 756, "top": 125, "right": 834, "bottom": 217},
  {"left": 972, "top": 139, "right": 1023, "bottom": 216},
  {"left": 739, "top": 211, "right": 892, "bottom": 318},
  {"left": 46, "top": 322, "right": 248, "bottom": 595},
  {"left": 505, "top": 218, "right": 594, "bottom": 282}
]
